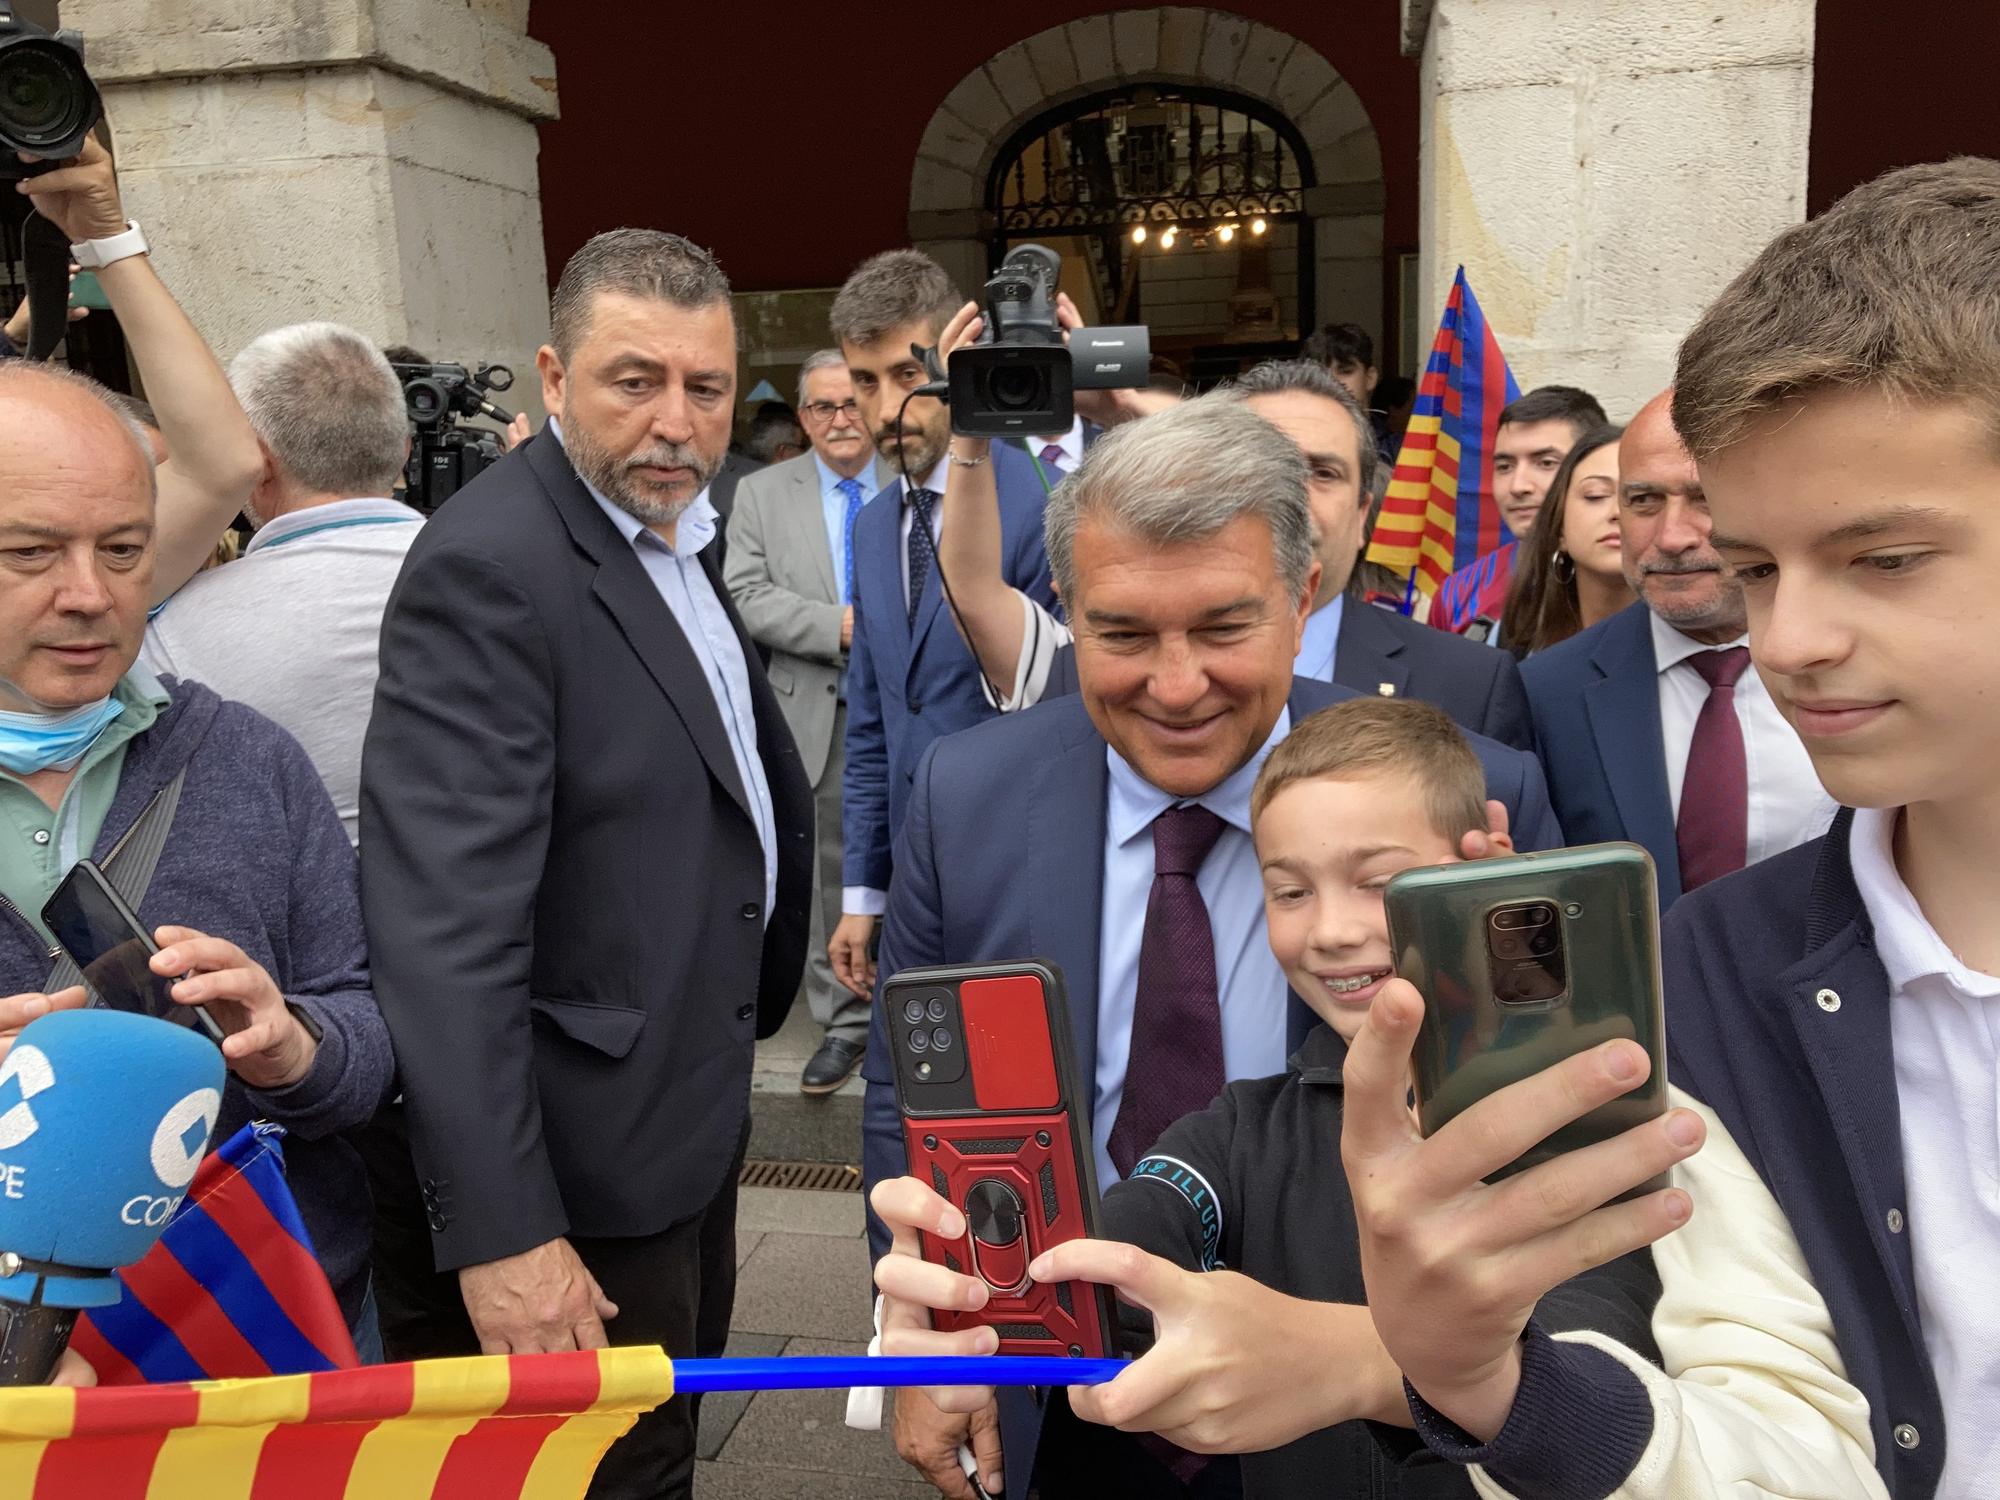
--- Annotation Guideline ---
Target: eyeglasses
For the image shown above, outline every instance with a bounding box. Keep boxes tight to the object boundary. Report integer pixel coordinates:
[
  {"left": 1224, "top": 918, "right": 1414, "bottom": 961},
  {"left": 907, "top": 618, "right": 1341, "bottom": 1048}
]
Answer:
[{"left": 802, "top": 400, "right": 861, "bottom": 423}]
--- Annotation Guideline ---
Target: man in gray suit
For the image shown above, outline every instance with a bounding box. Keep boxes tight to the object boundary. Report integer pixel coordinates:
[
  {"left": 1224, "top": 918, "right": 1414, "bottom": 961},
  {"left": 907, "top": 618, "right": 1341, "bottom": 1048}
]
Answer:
[{"left": 725, "top": 350, "right": 888, "bottom": 1092}]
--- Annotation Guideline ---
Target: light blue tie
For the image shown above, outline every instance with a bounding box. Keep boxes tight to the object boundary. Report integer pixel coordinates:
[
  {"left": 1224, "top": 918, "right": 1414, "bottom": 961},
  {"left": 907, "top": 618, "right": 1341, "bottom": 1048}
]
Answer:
[{"left": 837, "top": 478, "right": 865, "bottom": 607}]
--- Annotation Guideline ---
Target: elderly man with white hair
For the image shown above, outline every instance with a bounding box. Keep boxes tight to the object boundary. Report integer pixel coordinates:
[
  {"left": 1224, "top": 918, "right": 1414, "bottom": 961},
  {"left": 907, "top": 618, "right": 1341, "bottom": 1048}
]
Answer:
[{"left": 142, "top": 322, "right": 420, "bottom": 847}]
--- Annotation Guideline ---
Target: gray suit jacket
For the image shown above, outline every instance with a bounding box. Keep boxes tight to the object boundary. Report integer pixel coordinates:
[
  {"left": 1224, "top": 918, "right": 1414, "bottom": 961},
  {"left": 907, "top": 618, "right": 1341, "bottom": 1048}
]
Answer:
[{"left": 722, "top": 453, "right": 887, "bottom": 782}]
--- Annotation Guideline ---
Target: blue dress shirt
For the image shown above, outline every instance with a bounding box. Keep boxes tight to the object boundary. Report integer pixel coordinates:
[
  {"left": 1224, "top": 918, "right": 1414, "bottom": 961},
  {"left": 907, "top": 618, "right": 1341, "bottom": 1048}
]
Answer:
[
  {"left": 1092, "top": 709, "right": 1293, "bottom": 1186},
  {"left": 812, "top": 453, "right": 869, "bottom": 608},
  {"left": 1294, "top": 594, "right": 1345, "bottom": 684},
  {"left": 554, "top": 422, "right": 778, "bottom": 918}
]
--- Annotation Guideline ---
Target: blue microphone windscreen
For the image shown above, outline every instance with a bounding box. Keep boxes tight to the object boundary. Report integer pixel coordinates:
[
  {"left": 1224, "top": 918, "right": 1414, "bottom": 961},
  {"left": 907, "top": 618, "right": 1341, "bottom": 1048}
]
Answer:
[{"left": 0, "top": 1009, "right": 226, "bottom": 1308}]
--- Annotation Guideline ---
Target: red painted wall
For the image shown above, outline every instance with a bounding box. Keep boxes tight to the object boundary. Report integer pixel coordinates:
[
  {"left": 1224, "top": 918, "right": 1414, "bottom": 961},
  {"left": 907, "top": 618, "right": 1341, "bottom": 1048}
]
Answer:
[
  {"left": 1808, "top": 0, "right": 2000, "bottom": 213},
  {"left": 527, "top": 3, "right": 1419, "bottom": 295}
]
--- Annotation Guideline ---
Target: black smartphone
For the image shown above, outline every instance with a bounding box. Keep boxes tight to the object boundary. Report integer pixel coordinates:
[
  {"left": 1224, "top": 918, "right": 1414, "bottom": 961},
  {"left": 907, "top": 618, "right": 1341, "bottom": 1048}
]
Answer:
[{"left": 41, "top": 861, "right": 226, "bottom": 1043}]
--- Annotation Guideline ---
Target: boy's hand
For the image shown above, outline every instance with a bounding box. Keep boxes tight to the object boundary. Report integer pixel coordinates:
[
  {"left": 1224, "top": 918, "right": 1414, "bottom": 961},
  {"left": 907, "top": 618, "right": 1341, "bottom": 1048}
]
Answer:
[
  {"left": 1340, "top": 976, "right": 1704, "bottom": 1441},
  {"left": 1459, "top": 799, "right": 1516, "bottom": 861},
  {"left": 1032, "top": 1239, "right": 1404, "bottom": 1453},
  {"left": 871, "top": 1177, "right": 1005, "bottom": 1496}
]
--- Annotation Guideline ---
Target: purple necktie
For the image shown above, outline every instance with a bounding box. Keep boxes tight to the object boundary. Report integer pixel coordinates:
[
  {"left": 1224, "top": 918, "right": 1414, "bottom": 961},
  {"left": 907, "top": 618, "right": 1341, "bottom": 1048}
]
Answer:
[
  {"left": 1675, "top": 647, "right": 1752, "bottom": 891},
  {"left": 1038, "top": 441, "right": 1067, "bottom": 477},
  {"left": 1107, "top": 803, "right": 1227, "bottom": 1180}
]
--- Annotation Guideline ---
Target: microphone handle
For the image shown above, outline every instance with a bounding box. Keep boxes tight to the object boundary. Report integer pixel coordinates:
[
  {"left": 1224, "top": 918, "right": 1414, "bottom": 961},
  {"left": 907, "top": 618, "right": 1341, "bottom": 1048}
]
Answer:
[{"left": 0, "top": 1300, "right": 79, "bottom": 1386}]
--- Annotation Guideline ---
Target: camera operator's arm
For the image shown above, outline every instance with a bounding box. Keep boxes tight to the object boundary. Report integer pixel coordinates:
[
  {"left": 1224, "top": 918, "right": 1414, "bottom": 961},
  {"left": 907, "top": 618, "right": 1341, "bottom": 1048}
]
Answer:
[
  {"left": 931, "top": 301, "right": 1068, "bottom": 707},
  {"left": 19, "top": 139, "right": 262, "bottom": 603}
]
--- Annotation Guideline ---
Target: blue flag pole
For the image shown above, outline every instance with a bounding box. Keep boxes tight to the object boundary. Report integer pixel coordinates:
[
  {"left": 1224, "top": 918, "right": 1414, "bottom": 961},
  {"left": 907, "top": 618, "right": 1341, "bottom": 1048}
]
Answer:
[{"left": 671, "top": 1354, "right": 1127, "bottom": 1393}]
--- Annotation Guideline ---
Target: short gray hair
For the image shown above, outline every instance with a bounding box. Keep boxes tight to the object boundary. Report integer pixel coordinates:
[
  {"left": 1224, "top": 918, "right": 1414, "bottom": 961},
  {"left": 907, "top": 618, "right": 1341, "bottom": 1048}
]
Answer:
[
  {"left": 229, "top": 322, "right": 408, "bottom": 497},
  {"left": 830, "top": 249, "right": 959, "bottom": 349},
  {"left": 1044, "top": 396, "right": 1315, "bottom": 602},
  {"left": 796, "top": 348, "right": 848, "bottom": 407},
  {"left": 0, "top": 361, "right": 157, "bottom": 497},
  {"left": 550, "top": 228, "right": 733, "bottom": 360},
  {"left": 1226, "top": 358, "right": 1382, "bottom": 496}
]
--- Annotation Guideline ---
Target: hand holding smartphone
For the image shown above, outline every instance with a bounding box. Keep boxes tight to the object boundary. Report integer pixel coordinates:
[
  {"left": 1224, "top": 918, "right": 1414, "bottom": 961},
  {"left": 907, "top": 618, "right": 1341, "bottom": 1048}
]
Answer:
[{"left": 41, "top": 861, "right": 226, "bottom": 1044}]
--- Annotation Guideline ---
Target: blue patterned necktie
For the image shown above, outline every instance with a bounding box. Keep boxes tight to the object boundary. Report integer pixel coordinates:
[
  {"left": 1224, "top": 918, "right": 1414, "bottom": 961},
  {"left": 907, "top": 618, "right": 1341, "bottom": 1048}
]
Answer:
[
  {"left": 836, "top": 477, "right": 865, "bottom": 606},
  {"left": 905, "top": 487, "right": 937, "bottom": 626}
]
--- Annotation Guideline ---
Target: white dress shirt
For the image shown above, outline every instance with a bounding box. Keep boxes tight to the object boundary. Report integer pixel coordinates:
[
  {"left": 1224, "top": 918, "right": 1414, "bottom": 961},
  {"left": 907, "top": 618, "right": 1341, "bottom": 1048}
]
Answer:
[
  {"left": 1852, "top": 806, "right": 2000, "bottom": 1498},
  {"left": 1028, "top": 418, "right": 1086, "bottom": 481},
  {"left": 556, "top": 423, "right": 777, "bottom": 919},
  {"left": 813, "top": 452, "right": 871, "bottom": 608},
  {"left": 894, "top": 456, "right": 951, "bottom": 610},
  {"left": 1650, "top": 611, "right": 1836, "bottom": 865},
  {"left": 1092, "top": 710, "right": 1294, "bottom": 1187},
  {"left": 1294, "top": 594, "right": 1346, "bottom": 685}
]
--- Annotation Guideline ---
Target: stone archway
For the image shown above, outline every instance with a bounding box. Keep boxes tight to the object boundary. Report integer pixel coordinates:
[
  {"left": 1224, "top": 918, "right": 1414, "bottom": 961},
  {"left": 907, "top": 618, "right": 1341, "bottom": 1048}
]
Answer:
[{"left": 909, "top": 8, "right": 1384, "bottom": 350}]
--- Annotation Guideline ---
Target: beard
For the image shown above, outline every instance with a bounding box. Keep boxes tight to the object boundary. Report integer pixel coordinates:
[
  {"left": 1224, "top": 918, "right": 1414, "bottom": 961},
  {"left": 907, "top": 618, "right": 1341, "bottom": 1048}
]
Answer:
[
  {"left": 564, "top": 407, "right": 722, "bottom": 527},
  {"left": 872, "top": 409, "right": 948, "bottom": 480}
]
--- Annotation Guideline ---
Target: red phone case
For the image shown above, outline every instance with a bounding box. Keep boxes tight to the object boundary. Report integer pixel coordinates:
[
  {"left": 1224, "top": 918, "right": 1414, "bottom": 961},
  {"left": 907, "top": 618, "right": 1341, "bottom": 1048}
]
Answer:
[{"left": 886, "top": 961, "right": 1115, "bottom": 1359}]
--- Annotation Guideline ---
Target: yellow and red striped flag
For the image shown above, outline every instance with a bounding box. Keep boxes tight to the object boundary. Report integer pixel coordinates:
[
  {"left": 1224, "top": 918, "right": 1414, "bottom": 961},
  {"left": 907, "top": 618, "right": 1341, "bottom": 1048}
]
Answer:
[{"left": 0, "top": 1345, "right": 672, "bottom": 1500}]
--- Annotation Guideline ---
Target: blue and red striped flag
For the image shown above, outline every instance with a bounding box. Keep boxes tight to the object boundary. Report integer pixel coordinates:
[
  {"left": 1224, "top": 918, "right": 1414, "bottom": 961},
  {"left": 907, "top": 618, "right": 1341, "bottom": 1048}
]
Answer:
[
  {"left": 1366, "top": 266, "right": 1521, "bottom": 603},
  {"left": 69, "top": 1122, "right": 357, "bottom": 1384}
]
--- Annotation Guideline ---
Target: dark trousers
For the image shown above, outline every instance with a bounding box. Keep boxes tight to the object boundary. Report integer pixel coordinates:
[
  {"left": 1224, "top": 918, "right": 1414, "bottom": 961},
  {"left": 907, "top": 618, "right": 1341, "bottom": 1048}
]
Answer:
[
  {"left": 1030, "top": 1391, "right": 1243, "bottom": 1500},
  {"left": 359, "top": 1104, "right": 747, "bottom": 1499}
]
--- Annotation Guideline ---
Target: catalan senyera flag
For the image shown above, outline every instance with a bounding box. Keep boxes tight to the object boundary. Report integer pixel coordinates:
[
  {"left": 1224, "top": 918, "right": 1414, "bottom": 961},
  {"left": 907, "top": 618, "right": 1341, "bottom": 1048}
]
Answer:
[
  {"left": 70, "top": 1123, "right": 359, "bottom": 1385},
  {"left": 1365, "top": 266, "right": 1521, "bottom": 601},
  {"left": 0, "top": 1346, "right": 673, "bottom": 1500}
]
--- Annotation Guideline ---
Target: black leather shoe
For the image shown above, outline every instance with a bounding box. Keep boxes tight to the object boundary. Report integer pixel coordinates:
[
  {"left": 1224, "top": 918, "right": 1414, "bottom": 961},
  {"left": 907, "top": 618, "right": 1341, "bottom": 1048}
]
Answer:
[{"left": 800, "top": 1035, "right": 866, "bottom": 1095}]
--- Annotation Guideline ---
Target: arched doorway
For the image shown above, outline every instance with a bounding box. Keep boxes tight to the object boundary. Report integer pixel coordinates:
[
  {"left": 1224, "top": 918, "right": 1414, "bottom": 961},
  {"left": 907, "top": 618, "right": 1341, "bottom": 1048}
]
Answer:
[{"left": 910, "top": 8, "right": 1383, "bottom": 384}]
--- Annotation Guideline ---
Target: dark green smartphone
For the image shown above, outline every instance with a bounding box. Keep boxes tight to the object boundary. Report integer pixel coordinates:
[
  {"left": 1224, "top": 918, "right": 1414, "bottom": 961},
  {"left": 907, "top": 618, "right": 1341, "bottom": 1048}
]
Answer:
[
  {"left": 69, "top": 270, "right": 111, "bottom": 311},
  {"left": 1384, "top": 842, "right": 1667, "bottom": 1188}
]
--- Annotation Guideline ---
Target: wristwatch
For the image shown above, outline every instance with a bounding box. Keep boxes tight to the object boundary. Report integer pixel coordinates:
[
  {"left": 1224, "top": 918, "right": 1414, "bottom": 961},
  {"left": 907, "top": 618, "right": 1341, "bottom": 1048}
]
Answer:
[{"left": 69, "top": 220, "right": 149, "bottom": 270}]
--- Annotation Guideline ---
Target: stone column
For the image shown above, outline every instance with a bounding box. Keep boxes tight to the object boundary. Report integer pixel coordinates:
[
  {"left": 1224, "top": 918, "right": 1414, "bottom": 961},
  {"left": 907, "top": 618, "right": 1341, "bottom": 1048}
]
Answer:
[
  {"left": 1402, "top": 0, "right": 1814, "bottom": 417},
  {"left": 64, "top": 0, "right": 559, "bottom": 409}
]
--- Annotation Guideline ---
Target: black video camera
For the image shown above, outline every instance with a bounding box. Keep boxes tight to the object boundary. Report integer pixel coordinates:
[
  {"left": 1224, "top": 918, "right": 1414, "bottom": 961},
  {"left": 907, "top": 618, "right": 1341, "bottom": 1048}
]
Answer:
[
  {"left": 0, "top": 4, "right": 99, "bottom": 173},
  {"left": 389, "top": 361, "right": 517, "bottom": 514},
  {"left": 945, "top": 244, "right": 1150, "bottom": 437}
]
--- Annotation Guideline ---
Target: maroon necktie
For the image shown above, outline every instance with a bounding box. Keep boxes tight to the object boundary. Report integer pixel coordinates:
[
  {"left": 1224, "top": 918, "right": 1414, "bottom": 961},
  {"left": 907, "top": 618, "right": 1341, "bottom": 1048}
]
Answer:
[
  {"left": 1107, "top": 803, "right": 1227, "bottom": 1180},
  {"left": 1675, "top": 647, "right": 1752, "bottom": 891}
]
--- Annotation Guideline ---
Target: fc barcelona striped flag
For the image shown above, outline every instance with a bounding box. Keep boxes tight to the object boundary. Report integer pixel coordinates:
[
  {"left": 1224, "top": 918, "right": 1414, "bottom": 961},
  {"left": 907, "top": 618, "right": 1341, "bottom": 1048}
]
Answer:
[
  {"left": 1365, "top": 266, "right": 1521, "bottom": 600},
  {"left": 0, "top": 1347, "right": 673, "bottom": 1499},
  {"left": 71, "top": 1123, "right": 358, "bottom": 1384}
]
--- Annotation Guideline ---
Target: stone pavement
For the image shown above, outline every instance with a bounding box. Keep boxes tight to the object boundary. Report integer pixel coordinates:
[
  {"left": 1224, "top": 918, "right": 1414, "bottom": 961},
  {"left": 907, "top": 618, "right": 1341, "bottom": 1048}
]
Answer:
[{"left": 697, "top": 1007, "right": 936, "bottom": 1496}]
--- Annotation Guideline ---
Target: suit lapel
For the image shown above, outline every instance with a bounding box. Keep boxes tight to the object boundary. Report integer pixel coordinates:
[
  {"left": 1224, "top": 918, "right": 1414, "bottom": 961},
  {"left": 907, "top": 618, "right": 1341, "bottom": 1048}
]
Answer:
[
  {"left": 1027, "top": 708, "right": 1110, "bottom": 1093},
  {"left": 1583, "top": 607, "right": 1680, "bottom": 899},
  {"left": 785, "top": 462, "right": 840, "bottom": 602},
  {"left": 1331, "top": 600, "right": 1410, "bottom": 699},
  {"left": 534, "top": 435, "right": 756, "bottom": 824}
]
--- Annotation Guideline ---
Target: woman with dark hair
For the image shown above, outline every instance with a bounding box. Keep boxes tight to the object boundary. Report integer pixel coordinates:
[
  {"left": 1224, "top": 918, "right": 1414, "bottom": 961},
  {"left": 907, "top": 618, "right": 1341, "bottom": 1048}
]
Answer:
[{"left": 1498, "top": 423, "right": 1629, "bottom": 656}]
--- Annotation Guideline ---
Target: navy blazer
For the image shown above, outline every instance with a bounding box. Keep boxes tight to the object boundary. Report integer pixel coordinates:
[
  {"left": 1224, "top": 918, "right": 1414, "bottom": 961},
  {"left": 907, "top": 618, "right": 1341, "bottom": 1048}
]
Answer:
[
  {"left": 1520, "top": 601, "right": 1682, "bottom": 907},
  {"left": 841, "top": 440, "right": 1058, "bottom": 891},
  {"left": 860, "top": 678, "right": 1558, "bottom": 1498},
  {"left": 1427, "top": 813, "right": 1943, "bottom": 1499},
  {"left": 1043, "top": 597, "right": 1537, "bottom": 752}
]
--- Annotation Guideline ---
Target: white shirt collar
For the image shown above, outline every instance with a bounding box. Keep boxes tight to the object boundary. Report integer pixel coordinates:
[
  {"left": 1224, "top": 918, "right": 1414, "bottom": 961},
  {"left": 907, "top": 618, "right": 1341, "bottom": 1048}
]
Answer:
[
  {"left": 245, "top": 496, "right": 419, "bottom": 555},
  {"left": 1105, "top": 707, "right": 1292, "bottom": 848},
  {"left": 1851, "top": 807, "right": 2000, "bottom": 997},
  {"left": 902, "top": 456, "right": 950, "bottom": 499},
  {"left": 1035, "top": 417, "right": 1086, "bottom": 469},
  {"left": 812, "top": 451, "right": 874, "bottom": 499},
  {"left": 550, "top": 416, "right": 717, "bottom": 559},
  {"left": 1649, "top": 608, "right": 1748, "bottom": 674}
]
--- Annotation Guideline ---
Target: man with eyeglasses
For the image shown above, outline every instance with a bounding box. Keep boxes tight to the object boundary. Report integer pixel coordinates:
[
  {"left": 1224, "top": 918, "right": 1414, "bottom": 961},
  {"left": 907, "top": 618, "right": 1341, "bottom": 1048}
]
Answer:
[{"left": 724, "top": 350, "right": 891, "bottom": 1091}]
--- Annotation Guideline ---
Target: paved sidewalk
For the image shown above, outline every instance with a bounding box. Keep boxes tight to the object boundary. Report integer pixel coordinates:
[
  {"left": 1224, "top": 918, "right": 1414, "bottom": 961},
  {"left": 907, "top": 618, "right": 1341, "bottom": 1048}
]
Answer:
[{"left": 696, "top": 1011, "right": 931, "bottom": 1496}]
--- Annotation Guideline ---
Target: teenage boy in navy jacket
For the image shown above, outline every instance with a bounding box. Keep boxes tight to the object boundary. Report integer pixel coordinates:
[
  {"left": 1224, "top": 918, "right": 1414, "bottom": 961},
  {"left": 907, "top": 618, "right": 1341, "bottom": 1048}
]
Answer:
[
  {"left": 1339, "top": 157, "right": 2000, "bottom": 1499},
  {"left": 869, "top": 699, "right": 1658, "bottom": 1500}
]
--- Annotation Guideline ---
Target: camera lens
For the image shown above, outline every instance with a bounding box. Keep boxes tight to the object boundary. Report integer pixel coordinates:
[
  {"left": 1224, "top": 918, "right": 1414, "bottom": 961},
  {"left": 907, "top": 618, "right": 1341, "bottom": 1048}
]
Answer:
[
  {"left": 908, "top": 1029, "right": 930, "bottom": 1053},
  {"left": 930, "top": 1027, "right": 952, "bottom": 1052},
  {"left": 926, "top": 997, "right": 947, "bottom": 1023},
  {"left": 988, "top": 365, "right": 1044, "bottom": 411},
  {"left": 1528, "top": 929, "right": 1559, "bottom": 956},
  {"left": 0, "top": 46, "right": 87, "bottom": 147},
  {"left": 903, "top": 998, "right": 925, "bottom": 1024},
  {"left": 1495, "top": 934, "right": 1524, "bottom": 960},
  {"left": 1526, "top": 906, "right": 1552, "bottom": 925}
]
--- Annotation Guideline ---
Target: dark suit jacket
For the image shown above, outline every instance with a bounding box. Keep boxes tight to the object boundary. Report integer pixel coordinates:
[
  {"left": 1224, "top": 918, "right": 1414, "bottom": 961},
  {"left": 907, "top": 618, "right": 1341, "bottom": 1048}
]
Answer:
[
  {"left": 1520, "top": 601, "right": 1681, "bottom": 908},
  {"left": 360, "top": 431, "right": 813, "bottom": 1270},
  {"left": 1042, "top": 596, "right": 1535, "bottom": 752},
  {"left": 702, "top": 450, "right": 764, "bottom": 573},
  {"left": 841, "top": 440, "right": 1058, "bottom": 891},
  {"left": 859, "top": 678, "right": 1559, "bottom": 1497}
]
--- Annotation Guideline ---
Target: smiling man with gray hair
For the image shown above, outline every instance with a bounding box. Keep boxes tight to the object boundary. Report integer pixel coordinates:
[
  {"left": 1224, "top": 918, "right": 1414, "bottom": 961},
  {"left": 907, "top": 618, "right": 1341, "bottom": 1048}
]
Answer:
[
  {"left": 143, "top": 320, "right": 420, "bottom": 847},
  {"left": 854, "top": 394, "right": 1562, "bottom": 1500}
]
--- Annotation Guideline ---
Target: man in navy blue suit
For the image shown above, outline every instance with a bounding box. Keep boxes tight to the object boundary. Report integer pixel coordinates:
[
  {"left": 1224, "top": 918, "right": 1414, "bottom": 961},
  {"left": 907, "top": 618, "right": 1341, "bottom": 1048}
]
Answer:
[
  {"left": 1521, "top": 391, "right": 1831, "bottom": 907},
  {"left": 856, "top": 397, "right": 1560, "bottom": 1500},
  {"left": 821, "top": 251, "right": 1060, "bottom": 1085}
]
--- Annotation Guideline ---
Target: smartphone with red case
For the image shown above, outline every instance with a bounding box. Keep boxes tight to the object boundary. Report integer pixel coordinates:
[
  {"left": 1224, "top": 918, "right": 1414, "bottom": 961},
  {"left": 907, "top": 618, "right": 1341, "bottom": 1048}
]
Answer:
[{"left": 886, "top": 959, "right": 1116, "bottom": 1360}]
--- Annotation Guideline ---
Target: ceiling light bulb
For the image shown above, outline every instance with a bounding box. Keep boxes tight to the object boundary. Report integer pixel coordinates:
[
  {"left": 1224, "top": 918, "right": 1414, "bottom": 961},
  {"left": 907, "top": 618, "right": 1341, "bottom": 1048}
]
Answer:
[
  {"left": 1161, "top": 226, "right": 1177, "bottom": 248},
  {"left": 1217, "top": 223, "right": 1236, "bottom": 243},
  {"left": 1251, "top": 217, "right": 1268, "bottom": 236},
  {"left": 1131, "top": 224, "right": 1147, "bottom": 244}
]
